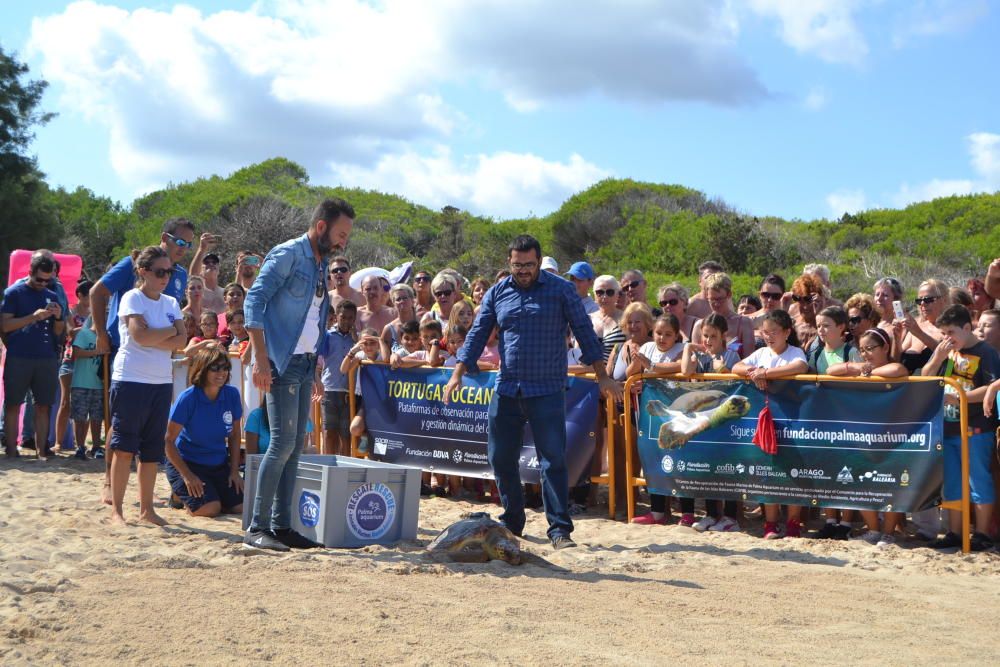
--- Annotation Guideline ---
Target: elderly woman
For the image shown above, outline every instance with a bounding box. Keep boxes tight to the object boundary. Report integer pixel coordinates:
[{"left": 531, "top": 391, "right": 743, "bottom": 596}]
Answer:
[
  {"left": 656, "top": 282, "right": 698, "bottom": 342},
  {"left": 380, "top": 283, "right": 419, "bottom": 356},
  {"left": 873, "top": 277, "right": 904, "bottom": 334},
  {"left": 690, "top": 272, "right": 755, "bottom": 357},
  {"left": 844, "top": 293, "right": 881, "bottom": 343},
  {"left": 897, "top": 278, "right": 950, "bottom": 373},
  {"left": 589, "top": 275, "right": 625, "bottom": 360},
  {"left": 164, "top": 346, "right": 243, "bottom": 517},
  {"left": 424, "top": 271, "right": 463, "bottom": 326}
]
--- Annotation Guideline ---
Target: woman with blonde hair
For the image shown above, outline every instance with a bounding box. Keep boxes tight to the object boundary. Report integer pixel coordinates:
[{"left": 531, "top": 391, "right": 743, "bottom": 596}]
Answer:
[
  {"left": 657, "top": 282, "right": 698, "bottom": 342},
  {"left": 897, "top": 278, "right": 950, "bottom": 373}
]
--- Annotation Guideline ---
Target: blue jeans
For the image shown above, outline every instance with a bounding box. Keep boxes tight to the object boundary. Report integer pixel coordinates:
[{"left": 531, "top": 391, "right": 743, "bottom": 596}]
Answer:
[
  {"left": 488, "top": 391, "right": 572, "bottom": 539},
  {"left": 249, "top": 354, "right": 316, "bottom": 532}
]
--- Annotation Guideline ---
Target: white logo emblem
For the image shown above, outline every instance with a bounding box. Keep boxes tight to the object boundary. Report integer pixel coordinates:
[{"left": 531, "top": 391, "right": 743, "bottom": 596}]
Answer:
[
  {"left": 222, "top": 411, "right": 233, "bottom": 425},
  {"left": 790, "top": 468, "right": 799, "bottom": 478},
  {"left": 661, "top": 455, "right": 674, "bottom": 473}
]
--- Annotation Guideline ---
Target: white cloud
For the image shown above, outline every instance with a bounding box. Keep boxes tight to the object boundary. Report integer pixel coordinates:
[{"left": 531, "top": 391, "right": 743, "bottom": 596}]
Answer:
[
  {"left": 826, "top": 189, "right": 867, "bottom": 217},
  {"left": 968, "top": 132, "right": 1000, "bottom": 185},
  {"left": 803, "top": 86, "right": 829, "bottom": 111},
  {"left": 891, "top": 179, "right": 976, "bottom": 207},
  {"left": 891, "top": 0, "right": 989, "bottom": 48},
  {"left": 330, "top": 147, "right": 611, "bottom": 218},
  {"left": 747, "top": 0, "right": 868, "bottom": 65},
  {"left": 27, "top": 1, "right": 769, "bottom": 211}
]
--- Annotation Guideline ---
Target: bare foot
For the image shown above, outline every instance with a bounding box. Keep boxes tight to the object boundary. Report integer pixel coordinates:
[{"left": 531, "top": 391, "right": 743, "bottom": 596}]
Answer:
[
  {"left": 101, "top": 482, "right": 113, "bottom": 506},
  {"left": 110, "top": 512, "right": 128, "bottom": 526},
  {"left": 139, "top": 511, "right": 168, "bottom": 526}
]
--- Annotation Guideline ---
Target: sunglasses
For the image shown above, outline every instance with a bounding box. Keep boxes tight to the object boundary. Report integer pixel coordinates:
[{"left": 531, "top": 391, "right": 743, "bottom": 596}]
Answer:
[
  {"left": 202, "top": 261, "right": 219, "bottom": 268},
  {"left": 791, "top": 294, "right": 817, "bottom": 303},
  {"left": 848, "top": 316, "right": 863, "bottom": 326},
  {"left": 414, "top": 275, "right": 430, "bottom": 283},
  {"left": 659, "top": 298, "right": 680, "bottom": 307},
  {"left": 166, "top": 233, "right": 192, "bottom": 249},
  {"left": 759, "top": 291, "right": 782, "bottom": 301},
  {"left": 330, "top": 266, "right": 349, "bottom": 275},
  {"left": 149, "top": 267, "right": 175, "bottom": 279},
  {"left": 622, "top": 280, "right": 640, "bottom": 291},
  {"left": 207, "top": 362, "right": 231, "bottom": 373},
  {"left": 434, "top": 290, "right": 453, "bottom": 299},
  {"left": 914, "top": 296, "right": 940, "bottom": 306},
  {"left": 594, "top": 289, "right": 616, "bottom": 297}
]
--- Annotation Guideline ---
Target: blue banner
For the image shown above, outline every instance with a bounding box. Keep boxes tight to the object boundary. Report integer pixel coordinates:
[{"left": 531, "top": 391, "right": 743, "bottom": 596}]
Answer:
[
  {"left": 361, "top": 364, "right": 601, "bottom": 484},
  {"left": 636, "top": 378, "right": 945, "bottom": 512}
]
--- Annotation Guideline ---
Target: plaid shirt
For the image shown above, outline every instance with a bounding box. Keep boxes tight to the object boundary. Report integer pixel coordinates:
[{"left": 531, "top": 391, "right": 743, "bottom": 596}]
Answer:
[{"left": 458, "top": 270, "right": 603, "bottom": 397}]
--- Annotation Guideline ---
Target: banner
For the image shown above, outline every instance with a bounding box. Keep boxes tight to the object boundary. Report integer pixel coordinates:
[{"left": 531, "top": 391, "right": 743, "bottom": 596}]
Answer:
[
  {"left": 361, "top": 364, "right": 600, "bottom": 484},
  {"left": 636, "top": 378, "right": 945, "bottom": 512}
]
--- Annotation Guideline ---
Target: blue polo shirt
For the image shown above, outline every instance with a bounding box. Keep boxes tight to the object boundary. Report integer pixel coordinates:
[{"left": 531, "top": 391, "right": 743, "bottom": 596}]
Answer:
[
  {"left": 101, "top": 255, "right": 187, "bottom": 347},
  {"left": 1, "top": 281, "right": 61, "bottom": 359},
  {"left": 168, "top": 384, "right": 243, "bottom": 467},
  {"left": 320, "top": 327, "right": 356, "bottom": 391}
]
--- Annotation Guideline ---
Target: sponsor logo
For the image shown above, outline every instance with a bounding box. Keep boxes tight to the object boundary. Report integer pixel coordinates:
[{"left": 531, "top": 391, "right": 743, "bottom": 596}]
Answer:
[
  {"left": 749, "top": 464, "right": 787, "bottom": 479},
  {"left": 374, "top": 438, "right": 388, "bottom": 456},
  {"left": 298, "top": 490, "right": 321, "bottom": 528},
  {"left": 748, "top": 465, "right": 756, "bottom": 476},
  {"left": 346, "top": 482, "right": 397, "bottom": 540},
  {"left": 452, "top": 450, "right": 463, "bottom": 464},
  {"left": 861, "top": 470, "right": 898, "bottom": 484},
  {"left": 836, "top": 466, "right": 855, "bottom": 485},
  {"left": 432, "top": 450, "right": 448, "bottom": 460},
  {"left": 790, "top": 468, "right": 798, "bottom": 478},
  {"left": 735, "top": 463, "right": 745, "bottom": 474},
  {"left": 900, "top": 469, "right": 910, "bottom": 487},
  {"left": 792, "top": 468, "right": 829, "bottom": 480},
  {"left": 714, "top": 463, "right": 737, "bottom": 475},
  {"left": 677, "top": 460, "right": 686, "bottom": 473},
  {"left": 661, "top": 455, "right": 674, "bottom": 473}
]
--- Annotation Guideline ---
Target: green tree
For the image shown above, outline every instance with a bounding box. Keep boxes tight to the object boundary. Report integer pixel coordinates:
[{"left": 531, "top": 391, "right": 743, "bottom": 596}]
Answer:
[{"left": 0, "top": 45, "right": 59, "bottom": 284}]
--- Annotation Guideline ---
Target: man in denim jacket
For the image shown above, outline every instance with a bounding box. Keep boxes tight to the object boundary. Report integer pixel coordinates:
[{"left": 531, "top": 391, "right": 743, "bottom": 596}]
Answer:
[{"left": 243, "top": 198, "right": 355, "bottom": 551}]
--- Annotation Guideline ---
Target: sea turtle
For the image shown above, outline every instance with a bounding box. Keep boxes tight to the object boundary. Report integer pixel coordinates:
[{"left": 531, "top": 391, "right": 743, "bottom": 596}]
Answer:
[
  {"left": 646, "top": 391, "right": 751, "bottom": 449},
  {"left": 426, "top": 512, "right": 522, "bottom": 565}
]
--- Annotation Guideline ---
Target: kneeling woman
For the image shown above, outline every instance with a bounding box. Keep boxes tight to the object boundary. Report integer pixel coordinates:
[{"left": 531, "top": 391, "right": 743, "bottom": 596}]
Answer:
[{"left": 164, "top": 346, "right": 244, "bottom": 517}]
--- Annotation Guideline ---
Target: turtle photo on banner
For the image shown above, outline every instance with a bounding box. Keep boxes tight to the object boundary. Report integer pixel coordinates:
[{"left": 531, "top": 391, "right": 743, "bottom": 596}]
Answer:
[
  {"left": 636, "top": 378, "right": 945, "bottom": 513},
  {"left": 360, "top": 364, "right": 601, "bottom": 485}
]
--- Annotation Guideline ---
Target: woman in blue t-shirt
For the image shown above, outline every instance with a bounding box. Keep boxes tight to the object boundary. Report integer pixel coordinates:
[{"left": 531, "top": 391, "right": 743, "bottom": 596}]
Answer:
[{"left": 164, "top": 346, "right": 244, "bottom": 517}]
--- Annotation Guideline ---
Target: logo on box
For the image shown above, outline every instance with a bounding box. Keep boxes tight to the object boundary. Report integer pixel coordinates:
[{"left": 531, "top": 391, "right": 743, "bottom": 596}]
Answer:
[
  {"left": 299, "top": 490, "right": 321, "bottom": 527},
  {"left": 346, "top": 482, "right": 397, "bottom": 540}
]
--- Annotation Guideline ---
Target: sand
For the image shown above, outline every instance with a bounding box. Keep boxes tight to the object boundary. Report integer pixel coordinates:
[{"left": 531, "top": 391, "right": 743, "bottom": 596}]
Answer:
[{"left": 2, "top": 454, "right": 999, "bottom": 666}]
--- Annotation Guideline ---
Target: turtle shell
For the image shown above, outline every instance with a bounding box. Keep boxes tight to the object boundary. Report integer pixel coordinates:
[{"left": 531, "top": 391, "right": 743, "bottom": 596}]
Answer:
[{"left": 426, "top": 512, "right": 521, "bottom": 564}]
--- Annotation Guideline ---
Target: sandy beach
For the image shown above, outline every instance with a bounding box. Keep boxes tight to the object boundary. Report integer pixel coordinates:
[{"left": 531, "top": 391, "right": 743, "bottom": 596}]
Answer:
[{"left": 2, "top": 454, "right": 999, "bottom": 666}]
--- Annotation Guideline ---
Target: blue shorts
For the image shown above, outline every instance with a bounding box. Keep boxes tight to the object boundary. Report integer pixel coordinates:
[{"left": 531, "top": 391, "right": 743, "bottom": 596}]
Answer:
[
  {"left": 109, "top": 381, "right": 172, "bottom": 463},
  {"left": 943, "top": 432, "right": 997, "bottom": 504},
  {"left": 165, "top": 459, "right": 243, "bottom": 512}
]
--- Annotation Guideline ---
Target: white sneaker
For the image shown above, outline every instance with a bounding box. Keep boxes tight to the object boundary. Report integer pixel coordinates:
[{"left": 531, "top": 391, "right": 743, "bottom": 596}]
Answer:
[
  {"left": 709, "top": 516, "right": 741, "bottom": 532},
  {"left": 693, "top": 515, "right": 717, "bottom": 532},
  {"left": 876, "top": 534, "right": 896, "bottom": 548}
]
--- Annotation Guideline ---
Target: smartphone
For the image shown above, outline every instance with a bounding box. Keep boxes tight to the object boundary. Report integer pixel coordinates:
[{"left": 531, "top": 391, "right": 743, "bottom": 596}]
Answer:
[
  {"left": 892, "top": 300, "right": 905, "bottom": 320},
  {"left": 245, "top": 256, "right": 260, "bottom": 266}
]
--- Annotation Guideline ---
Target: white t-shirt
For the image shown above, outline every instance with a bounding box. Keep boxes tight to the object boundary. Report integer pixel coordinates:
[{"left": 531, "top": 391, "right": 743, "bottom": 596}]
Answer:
[
  {"left": 740, "top": 345, "right": 807, "bottom": 369},
  {"left": 113, "top": 288, "right": 182, "bottom": 384},
  {"left": 567, "top": 347, "right": 584, "bottom": 366},
  {"left": 639, "top": 341, "right": 685, "bottom": 365},
  {"left": 294, "top": 292, "right": 324, "bottom": 355},
  {"left": 354, "top": 349, "right": 382, "bottom": 395}
]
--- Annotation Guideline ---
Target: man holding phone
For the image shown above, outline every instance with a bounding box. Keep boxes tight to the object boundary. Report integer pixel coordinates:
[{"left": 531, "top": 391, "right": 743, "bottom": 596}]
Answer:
[
  {"left": 190, "top": 234, "right": 226, "bottom": 313},
  {"left": 1, "top": 254, "right": 65, "bottom": 459},
  {"left": 235, "top": 250, "right": 264, "bottom": 292}
]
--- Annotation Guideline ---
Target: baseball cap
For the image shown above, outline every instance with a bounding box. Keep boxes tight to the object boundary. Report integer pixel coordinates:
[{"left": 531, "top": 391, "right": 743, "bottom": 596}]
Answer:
[
  {"left": 565, "top": 261, "right": 595, "bottom": 281},
  {"left": 202, "top": 253, "right": 221, "bottom": 265},
  {"left": 540, "top": 256, "right": 559, "bottom": 272}
]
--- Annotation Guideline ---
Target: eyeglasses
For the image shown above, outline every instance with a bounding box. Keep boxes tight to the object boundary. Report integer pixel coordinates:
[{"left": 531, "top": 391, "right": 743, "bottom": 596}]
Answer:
[
  {"left": 759, "top": 291, "right": 782, "bottom": 301},
  {"left": 659, "top": 298, "right": 680, "bottom": 307},
  {"left": 621, "top": 280, "right": 641, "bottom": 291},
  {"left": 207, "top": 362, "right": 231, "bottom": 373},
  {"left": 330, "top": 266, "right": 349, "bottom": 275},
  {"left": 149, "top": 267, "right": 175, "bottom": 278},
  {"left": 510, "top": 262, "right": 537, "bottom": 271},
  {"left": 434, "top": 290, "right": 453, "bottom": 299},
  {"left": 791, "top": 294, "right": 817, "bottom": 303},
  {"left": 859, "top": 344, "right": 882, "bottom": 353},
  {"left": 848, "top": 316, "right": 863, "bottom": 326},
  {"left": 914, "top": 296, "right": 940, "bottom": 306},
  {"left": 166, "top": 233, "right": 192, "bottom": 249},
  {"left": 414, "top": 275, "right": 430, "bottom": 283},
  {"left": 595, "top": 289, "right": 616, "bottom": 297}
]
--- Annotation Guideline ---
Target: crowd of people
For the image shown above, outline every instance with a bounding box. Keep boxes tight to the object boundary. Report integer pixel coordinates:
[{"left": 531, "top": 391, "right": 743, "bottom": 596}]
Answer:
[{"left": 2, "top": 201, "right": 1000, "bottom": 553}]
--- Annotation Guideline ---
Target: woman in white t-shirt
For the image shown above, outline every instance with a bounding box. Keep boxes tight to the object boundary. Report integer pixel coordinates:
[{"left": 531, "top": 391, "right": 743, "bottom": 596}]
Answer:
[
  {"left": 108, "top": 246, "right": 188, "bottom": 526},
  {"left": 732, "top": 309, "right": 808, "bottom": 541}
]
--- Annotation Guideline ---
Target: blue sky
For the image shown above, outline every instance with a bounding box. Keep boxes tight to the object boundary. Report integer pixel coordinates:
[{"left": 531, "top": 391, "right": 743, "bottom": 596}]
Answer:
[{"left": 3, "top": 0, "right": 999, "bottom": 220}]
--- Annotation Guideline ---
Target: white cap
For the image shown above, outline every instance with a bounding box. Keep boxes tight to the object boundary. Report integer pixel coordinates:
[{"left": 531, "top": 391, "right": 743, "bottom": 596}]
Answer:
[{"left": 540, "top": 256, "right": 559, "bottom": 273}]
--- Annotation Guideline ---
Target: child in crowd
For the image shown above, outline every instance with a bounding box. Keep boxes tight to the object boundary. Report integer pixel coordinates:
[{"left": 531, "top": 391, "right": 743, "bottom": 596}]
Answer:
[
  {"left": 244, "top": 395, "right": 313, "bottom": 456},
  {"left": 807, "top": 306, "right": 862, "bottom": 539},
  {"left": 732, "top": 309, "right": 808, "bottom": 539},
  {"left": 341, "top": 327, "right": 382, "bottom": 454},
  {"left": 218, "top": 283, "right": 246, "bottom": 346},
  {"left": 680, "top": 313, "right": 741, "bottom": 374},
  {"left": 319, "top": 301, "right": 357, "bottom": 456},
  {"left": 737, "top": 294, "right": 762, "bottom": 316},
  {"left": 226, "top": 309, "right": 251, "bottom": 364},
  {"left": 920, "top": 305, "right": 999, "bottom": 551},
  {"left": 567, "top": 331, "right": 589, "bottom": 374},
  {"left": 388, "top": 320, "right": 425, "bottom": 369},
  {"left": 69, "top": 316, "right": 104, "bottom": 460},
  {"left": 182, "top": 311, "right": 199, "bottom": 341},
  {"left": 629, "top": 314, "right": 689, "bottom": 526},
  {"left": 680, "top": 313, "right": 742, "bottom": 532},
  {"left": 183, "top": 310, "right": 221, "bottom": 356},
  {"left": 55, "top": 281, "right": 93, "bottom": 453},
  {"left": 397, "top": 319, "right": 443, "bottom": 366},
  {"left": 828, "top": 327, "right": 908, "bottom": 546},
  {"left": 975, "top": 308, "right": 1000, "bottom": 351}
]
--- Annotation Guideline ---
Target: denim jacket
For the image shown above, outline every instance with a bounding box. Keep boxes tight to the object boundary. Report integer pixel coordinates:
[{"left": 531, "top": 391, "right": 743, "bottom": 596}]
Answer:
[{"left": 244, "top": 233, "right": 329, "bottom": 376}]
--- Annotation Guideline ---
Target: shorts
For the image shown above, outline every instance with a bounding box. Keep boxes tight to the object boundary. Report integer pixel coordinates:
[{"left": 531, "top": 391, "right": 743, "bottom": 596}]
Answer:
[
  {"left": 59, "top": 359, "right": 74, "bottom": 377},
  {"left": 164, "top": 459, "right": 243, "bottom": 512},
  {"left": 943, "top": 432, "right": 996, "bottom": 504},
  {"left": 2, "top": 356, "right": 60, "bottom": 408},
  {"left": 70, "top": 387, "right": 103, "bottom": 422},
  {"left": 109, "top": 381, "right": 172, "bottom": 463},
  {"left": 322, "top": 390, "right": 351, "bottom": 437}
]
